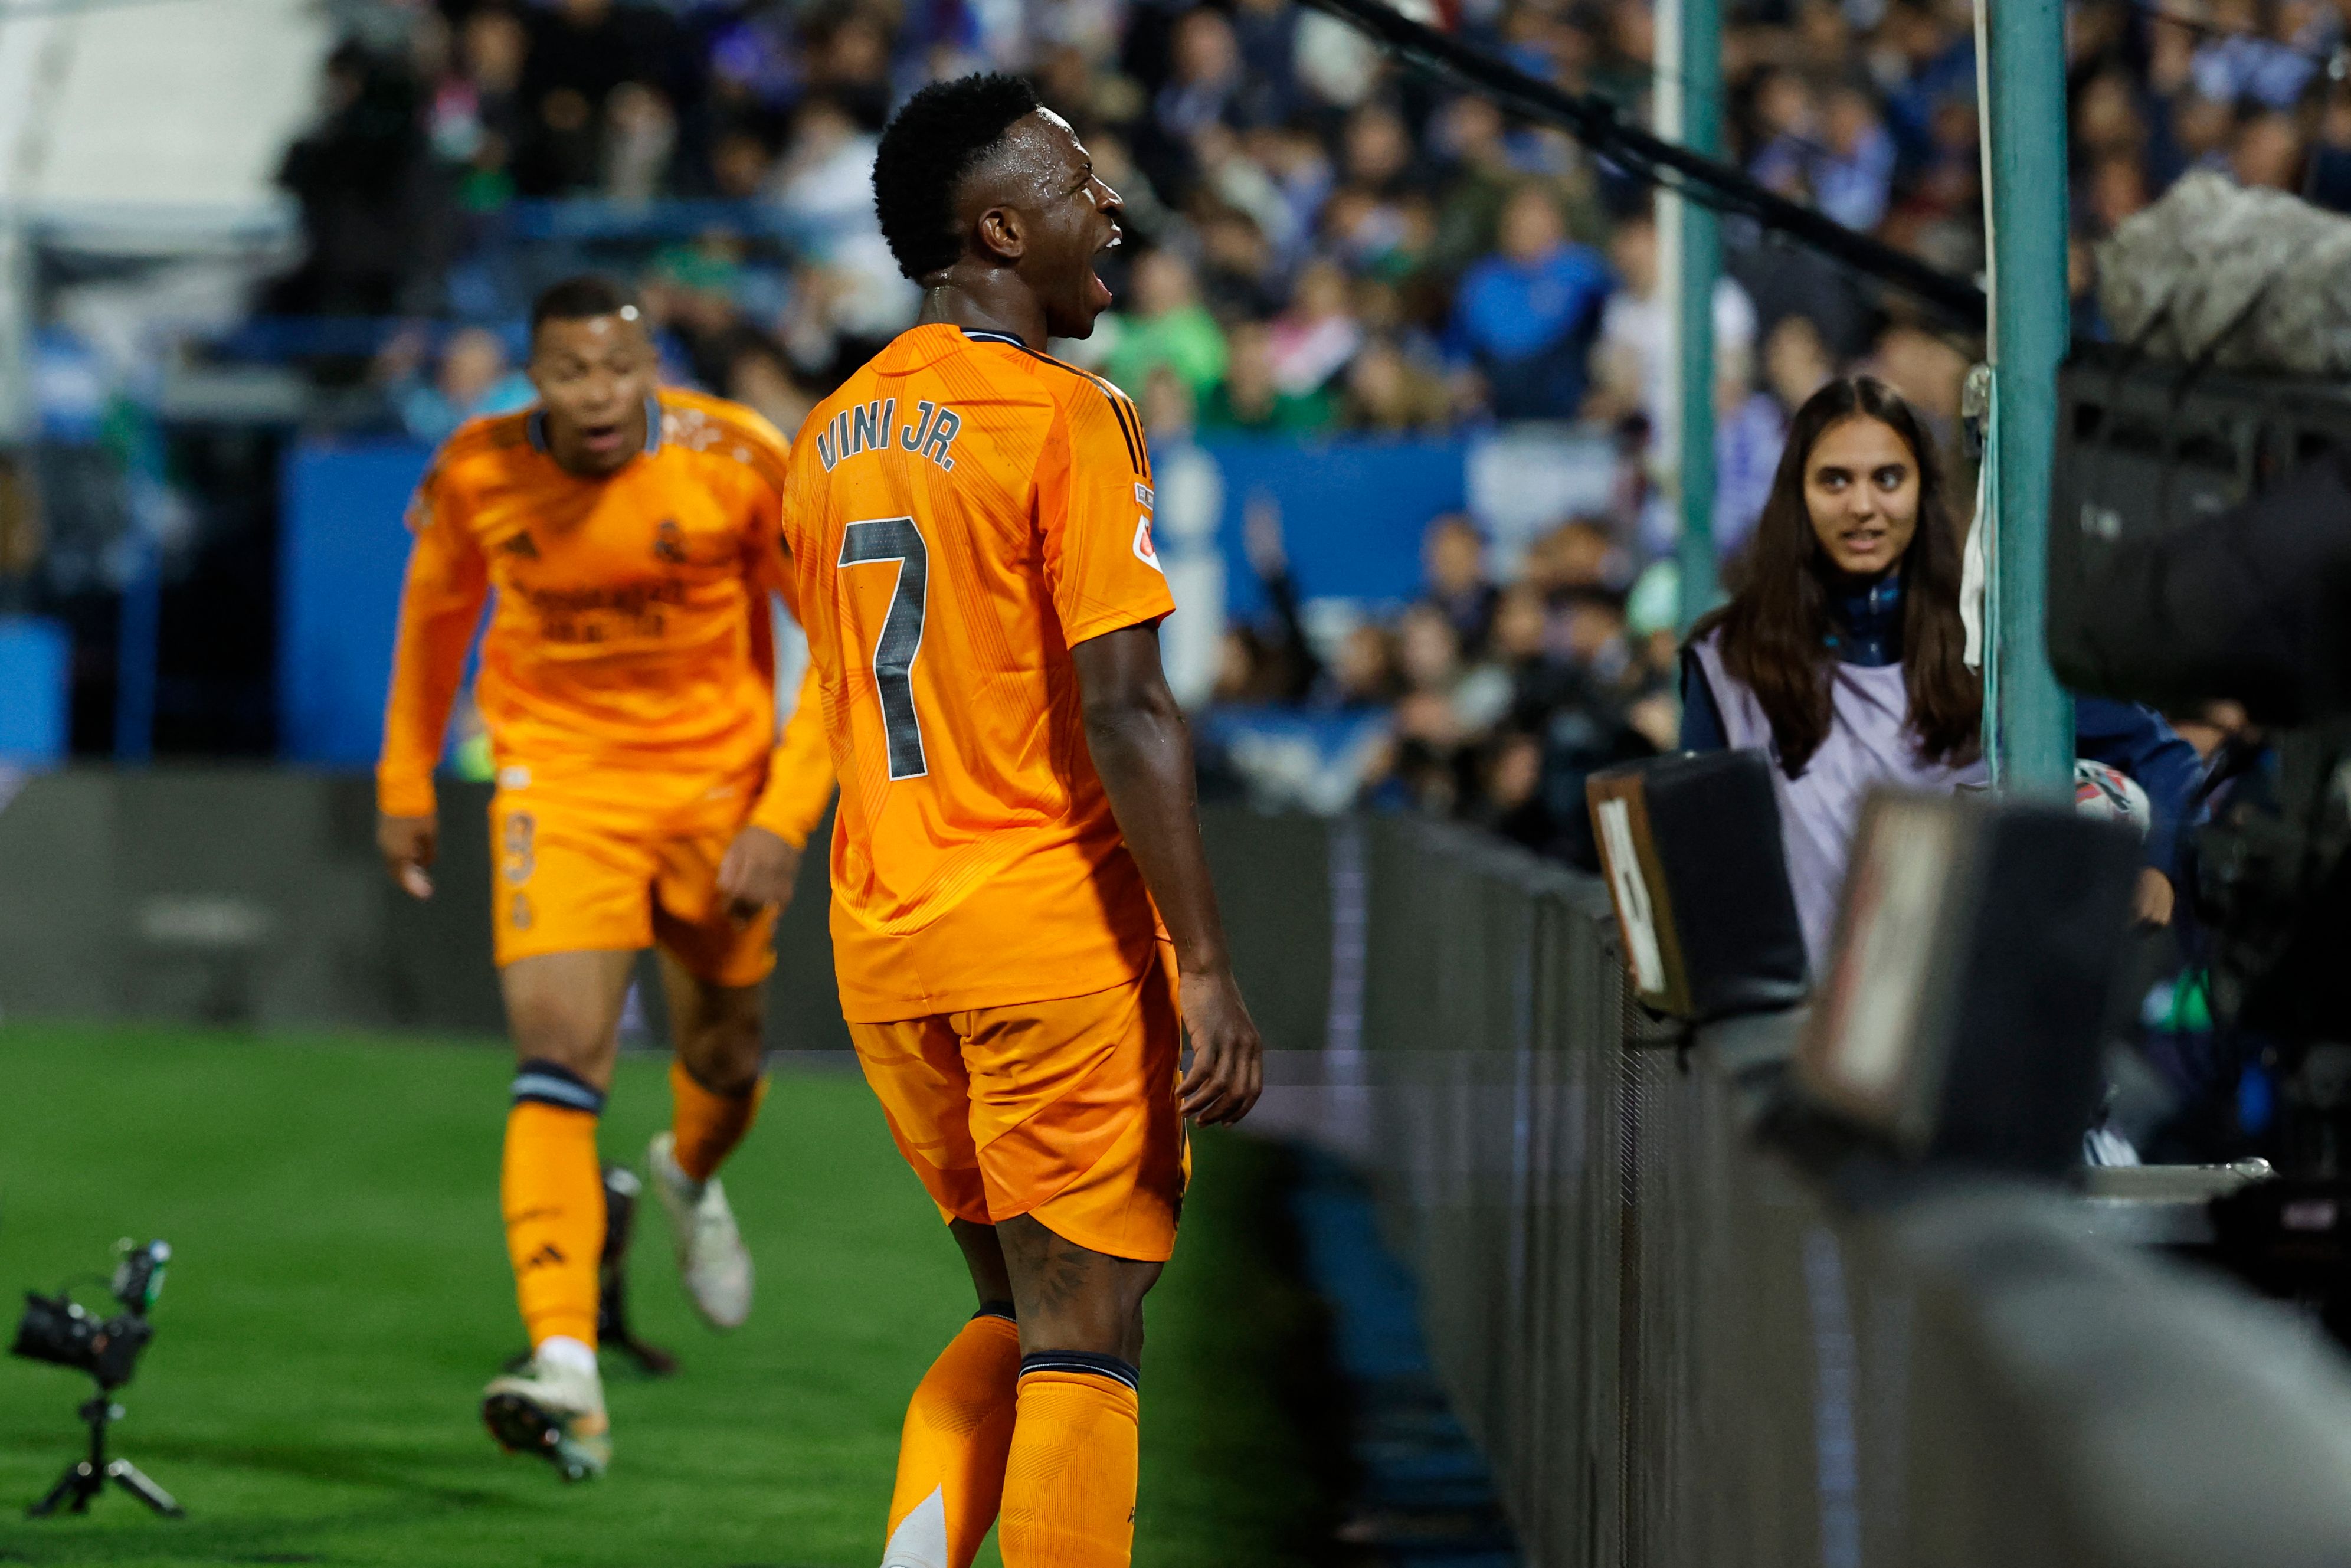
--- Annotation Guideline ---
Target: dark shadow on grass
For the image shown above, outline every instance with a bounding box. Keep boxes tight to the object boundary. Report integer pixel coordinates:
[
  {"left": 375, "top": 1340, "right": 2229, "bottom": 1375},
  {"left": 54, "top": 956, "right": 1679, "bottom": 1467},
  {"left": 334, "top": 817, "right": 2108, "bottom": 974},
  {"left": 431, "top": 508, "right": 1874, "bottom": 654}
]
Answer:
[
  {"left": 1, "top": 1483, "right": 526, "bottom": 1568},
  {"left": 0, "top": 1435, "right": 529, "bottom": 1564},
  {"left": 116, "top": 1437, "right": 520, "bottom": 1512}
]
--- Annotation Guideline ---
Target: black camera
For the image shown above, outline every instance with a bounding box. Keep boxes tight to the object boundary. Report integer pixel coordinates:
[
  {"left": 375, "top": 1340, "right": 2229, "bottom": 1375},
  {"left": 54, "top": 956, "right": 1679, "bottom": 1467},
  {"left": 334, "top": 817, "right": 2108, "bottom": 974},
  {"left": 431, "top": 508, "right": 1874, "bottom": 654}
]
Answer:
[
  {"left": 12, "top": 1240, "right": 170, "bottom": 1392},
  {"left": 2051, "top": 346, "right": 2351, "bottom": 1048},
  {"left": 2052, "top": 345, "right": 2351, "bottom": 1330}
]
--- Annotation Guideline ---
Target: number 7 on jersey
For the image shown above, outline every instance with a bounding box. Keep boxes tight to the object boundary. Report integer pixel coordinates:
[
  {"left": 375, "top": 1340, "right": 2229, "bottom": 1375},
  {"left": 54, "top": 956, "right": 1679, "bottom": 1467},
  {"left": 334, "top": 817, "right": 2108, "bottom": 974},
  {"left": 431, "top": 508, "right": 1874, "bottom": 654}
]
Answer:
[{"left": 838, "top": 516, "right": 930, "bottom": 780}]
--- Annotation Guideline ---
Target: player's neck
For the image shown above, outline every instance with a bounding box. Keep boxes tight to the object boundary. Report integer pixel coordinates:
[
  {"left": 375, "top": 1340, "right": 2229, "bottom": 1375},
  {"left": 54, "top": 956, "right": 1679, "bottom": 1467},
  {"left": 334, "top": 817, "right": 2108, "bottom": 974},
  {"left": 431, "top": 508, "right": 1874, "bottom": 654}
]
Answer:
[{"left": 917, "top": 281, "right": 1045, "bottom": 351}]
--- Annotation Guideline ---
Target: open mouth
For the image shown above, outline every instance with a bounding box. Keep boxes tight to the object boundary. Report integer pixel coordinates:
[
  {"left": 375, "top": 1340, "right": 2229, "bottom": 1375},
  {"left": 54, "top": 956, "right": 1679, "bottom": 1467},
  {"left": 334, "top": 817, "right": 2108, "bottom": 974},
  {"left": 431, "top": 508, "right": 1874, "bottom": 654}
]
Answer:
[
  {"left": 579, "top": 420, "right": 628, "bottom": 459},
  {"left": 1089, "top": 224, "right": 1122, "bottom": 309}
]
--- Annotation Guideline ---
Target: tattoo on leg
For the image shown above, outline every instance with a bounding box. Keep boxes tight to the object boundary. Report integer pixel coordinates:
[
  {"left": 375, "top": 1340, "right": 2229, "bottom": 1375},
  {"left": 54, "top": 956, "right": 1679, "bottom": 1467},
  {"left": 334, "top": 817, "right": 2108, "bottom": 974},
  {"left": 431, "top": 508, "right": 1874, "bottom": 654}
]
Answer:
[{"left": 1029, "top": 1228, "right": 1097, "bottom": 1317}]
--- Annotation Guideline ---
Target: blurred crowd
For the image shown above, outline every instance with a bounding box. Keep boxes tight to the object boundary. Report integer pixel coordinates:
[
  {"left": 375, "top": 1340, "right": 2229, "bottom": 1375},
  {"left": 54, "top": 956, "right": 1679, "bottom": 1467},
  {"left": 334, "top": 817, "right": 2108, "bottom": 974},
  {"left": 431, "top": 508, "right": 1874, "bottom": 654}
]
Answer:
[
  {"left": 284, "top": 0, "right": 2019, "bottom": 443},
  {"left": 265, "top": 0, "right": 2350, "bottom": 843},
  {"left": 1198, "top": 498, "right": 1684, "bottom": 863}
]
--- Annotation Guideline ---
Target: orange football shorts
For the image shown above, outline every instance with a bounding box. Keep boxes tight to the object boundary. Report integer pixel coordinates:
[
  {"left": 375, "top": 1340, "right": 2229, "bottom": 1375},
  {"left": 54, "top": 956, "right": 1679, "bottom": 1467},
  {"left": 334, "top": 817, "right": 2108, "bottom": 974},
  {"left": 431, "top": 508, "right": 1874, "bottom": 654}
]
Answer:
[
  {"left": 849, "top": 947, "right": 1189, "bottom": 1262},
  {"left": 486, "top": 780, "right": 775, "bottom": 987}
]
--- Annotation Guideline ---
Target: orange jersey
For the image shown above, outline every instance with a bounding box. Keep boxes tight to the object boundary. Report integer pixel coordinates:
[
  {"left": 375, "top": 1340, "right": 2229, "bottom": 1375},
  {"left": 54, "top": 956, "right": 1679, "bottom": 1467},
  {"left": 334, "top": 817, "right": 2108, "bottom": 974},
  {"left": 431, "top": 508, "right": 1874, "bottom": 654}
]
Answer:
[
  {"left": 781, "top": 324, "right": 1176, "bottom": 1022},
  {"left": 377, "top": 388, "right": 833, "bottom": 844}
]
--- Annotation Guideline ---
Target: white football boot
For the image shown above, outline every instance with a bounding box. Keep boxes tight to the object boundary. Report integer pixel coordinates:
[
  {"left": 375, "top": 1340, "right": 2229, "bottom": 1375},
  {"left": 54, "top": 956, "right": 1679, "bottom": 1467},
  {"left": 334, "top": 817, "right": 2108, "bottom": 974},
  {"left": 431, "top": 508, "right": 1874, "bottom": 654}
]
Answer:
[
  {"left": 647, "top": 1131, "right": 755, "bottom": 1330},
  {"left": 481, "top": 1347, "right": 610, "bottom": 1482}
]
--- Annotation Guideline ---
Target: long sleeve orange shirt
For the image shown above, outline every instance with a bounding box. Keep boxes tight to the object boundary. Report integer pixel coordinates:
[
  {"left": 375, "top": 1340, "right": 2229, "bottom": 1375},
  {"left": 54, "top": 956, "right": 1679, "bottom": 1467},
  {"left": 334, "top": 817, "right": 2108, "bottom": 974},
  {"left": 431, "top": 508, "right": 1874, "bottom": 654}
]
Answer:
[{"left": 376, "top": 389, "right": 834, "bottom": 846}]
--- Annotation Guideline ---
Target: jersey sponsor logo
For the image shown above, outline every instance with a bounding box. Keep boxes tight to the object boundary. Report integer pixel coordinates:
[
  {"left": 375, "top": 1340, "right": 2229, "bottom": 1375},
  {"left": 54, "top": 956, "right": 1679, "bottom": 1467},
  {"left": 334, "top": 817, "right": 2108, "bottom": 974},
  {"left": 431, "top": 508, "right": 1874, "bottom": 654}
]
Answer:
[
  {"left": 1132, "top": 514, "right": 1162, "bottom": 574},
  {"left": 522, "top": 578, "right": 687, "bottom": 642},
  {"left": 496, "top": 530, "right": 540, "bottom": 559},
  {"left": 653, "top": 519, "right": 686, "bottom": 563}
]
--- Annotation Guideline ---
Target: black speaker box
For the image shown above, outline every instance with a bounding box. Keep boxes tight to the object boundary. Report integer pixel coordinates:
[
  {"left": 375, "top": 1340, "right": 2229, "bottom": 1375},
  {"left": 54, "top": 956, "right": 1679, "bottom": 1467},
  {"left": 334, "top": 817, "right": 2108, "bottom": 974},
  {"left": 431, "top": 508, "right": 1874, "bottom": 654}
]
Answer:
[
  {"left": 1798, "top": 792, "right": 2144, "bottom": 1176},
  {"left": 1586, "top": 749, "right": 1809, "bottom": 1022}
]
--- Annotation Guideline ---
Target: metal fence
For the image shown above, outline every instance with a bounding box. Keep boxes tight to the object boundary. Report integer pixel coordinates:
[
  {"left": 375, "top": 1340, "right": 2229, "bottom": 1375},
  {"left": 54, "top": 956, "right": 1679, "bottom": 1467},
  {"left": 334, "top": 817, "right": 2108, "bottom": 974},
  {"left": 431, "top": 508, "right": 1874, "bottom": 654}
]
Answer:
[{"left": 1340, "top": 811, "right": 2351, "bottom": 1568}]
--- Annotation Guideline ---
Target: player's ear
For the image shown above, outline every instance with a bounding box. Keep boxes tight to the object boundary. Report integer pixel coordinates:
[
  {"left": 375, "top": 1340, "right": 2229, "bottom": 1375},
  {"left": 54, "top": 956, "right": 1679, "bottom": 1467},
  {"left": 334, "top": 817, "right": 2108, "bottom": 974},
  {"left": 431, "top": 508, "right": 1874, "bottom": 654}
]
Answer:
[{"left": 975, "top": 204, "right": 1025, "bottom": 264}]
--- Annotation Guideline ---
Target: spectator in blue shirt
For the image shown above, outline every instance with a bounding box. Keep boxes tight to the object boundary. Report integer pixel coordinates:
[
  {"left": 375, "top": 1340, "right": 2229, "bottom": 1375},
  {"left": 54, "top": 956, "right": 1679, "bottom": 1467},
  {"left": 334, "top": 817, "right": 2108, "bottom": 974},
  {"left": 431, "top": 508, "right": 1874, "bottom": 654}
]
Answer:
[
  {"left": 1450, "top": 184, "right": 1612, "bottom": 420},
  {"left": 2076, "top": 695, "right": 2204, "bottom": 925},
  {"left": 391, "top": 325, "right": 533, "bottom": 443}
]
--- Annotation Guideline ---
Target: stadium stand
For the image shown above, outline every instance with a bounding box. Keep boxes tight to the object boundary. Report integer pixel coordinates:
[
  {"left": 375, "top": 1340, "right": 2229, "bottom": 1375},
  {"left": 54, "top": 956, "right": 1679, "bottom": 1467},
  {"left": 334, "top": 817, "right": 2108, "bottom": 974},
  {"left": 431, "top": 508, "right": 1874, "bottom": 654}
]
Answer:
[
  {"left": 10, "top": 0, "right": 2314, "bottom": 836},
  {"left": 2, "top": 0, "right": 2027, "bottom": 814}
]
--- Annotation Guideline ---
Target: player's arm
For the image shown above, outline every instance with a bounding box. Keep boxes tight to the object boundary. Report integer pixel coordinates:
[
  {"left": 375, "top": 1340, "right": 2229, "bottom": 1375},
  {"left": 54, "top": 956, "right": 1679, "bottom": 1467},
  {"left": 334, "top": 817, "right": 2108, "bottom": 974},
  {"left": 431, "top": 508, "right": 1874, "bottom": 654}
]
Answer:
[
  {"left": 725, "top": 664, "right": 834, "bottom": 921},
  {"left": 1073, "top": 627, "right": 1262, "bottom": 1126},
  {"left": 1042, "top": 387, "right": 1261, "bottom": 1122},
  {"left": 375, "top": 474, "right": 489, "bottom": 899},
  {"left": 718, "top": 428, "right": 836, "bottom": 922}
]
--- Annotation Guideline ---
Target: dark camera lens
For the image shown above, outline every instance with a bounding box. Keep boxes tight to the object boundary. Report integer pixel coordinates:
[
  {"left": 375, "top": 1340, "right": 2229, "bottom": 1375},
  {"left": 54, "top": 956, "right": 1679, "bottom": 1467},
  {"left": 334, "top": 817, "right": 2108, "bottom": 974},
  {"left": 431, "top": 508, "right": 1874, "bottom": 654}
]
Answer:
[{"left": 11, "top": 1294, "right": 94, "bottom": 1373}]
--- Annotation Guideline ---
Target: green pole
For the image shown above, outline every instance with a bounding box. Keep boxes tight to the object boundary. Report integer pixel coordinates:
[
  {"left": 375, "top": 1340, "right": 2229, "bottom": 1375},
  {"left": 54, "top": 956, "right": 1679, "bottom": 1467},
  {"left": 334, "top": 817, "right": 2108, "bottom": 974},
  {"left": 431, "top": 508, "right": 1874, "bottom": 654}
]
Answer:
[
  {"left": 1979, "top": 0, "right": 2074, "bottom": 793},
  {"left": 1659, "top": 0, "right": 1721, "bottom": 631}
]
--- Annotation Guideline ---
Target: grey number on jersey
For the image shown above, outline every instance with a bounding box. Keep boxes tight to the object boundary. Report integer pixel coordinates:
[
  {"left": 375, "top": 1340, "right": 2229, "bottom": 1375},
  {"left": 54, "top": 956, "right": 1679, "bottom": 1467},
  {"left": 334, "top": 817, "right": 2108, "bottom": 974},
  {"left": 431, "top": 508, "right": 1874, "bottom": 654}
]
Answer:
[{"left": 837, "top": 516, "right": 929, "bottom": 780}]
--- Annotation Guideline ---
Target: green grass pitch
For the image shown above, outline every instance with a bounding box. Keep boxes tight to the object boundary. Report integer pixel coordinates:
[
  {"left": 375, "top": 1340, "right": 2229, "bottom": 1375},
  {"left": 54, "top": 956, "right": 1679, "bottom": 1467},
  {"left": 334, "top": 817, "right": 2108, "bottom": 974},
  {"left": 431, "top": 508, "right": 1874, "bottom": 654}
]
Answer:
[{"left": 0, "top": 1024, "right": 1324, "bottom": 1566}]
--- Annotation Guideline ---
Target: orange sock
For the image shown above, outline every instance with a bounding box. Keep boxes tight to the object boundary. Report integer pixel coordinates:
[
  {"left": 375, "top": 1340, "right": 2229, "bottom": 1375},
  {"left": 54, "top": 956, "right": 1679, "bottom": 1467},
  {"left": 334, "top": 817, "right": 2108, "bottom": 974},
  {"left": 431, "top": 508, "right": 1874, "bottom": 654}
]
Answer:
[
  {"left": 881, "top": 1309, "right": 1021, "bottom": 1568},
  {"left": 997, "top": 1356, "right": 1141, "bottom": 1568},
  {"left": 669, "top": 1059, "right": 768, "bottom": 1184},
  {"left": 501, "top": 1061, "right": 605, "bottom": 1350}
]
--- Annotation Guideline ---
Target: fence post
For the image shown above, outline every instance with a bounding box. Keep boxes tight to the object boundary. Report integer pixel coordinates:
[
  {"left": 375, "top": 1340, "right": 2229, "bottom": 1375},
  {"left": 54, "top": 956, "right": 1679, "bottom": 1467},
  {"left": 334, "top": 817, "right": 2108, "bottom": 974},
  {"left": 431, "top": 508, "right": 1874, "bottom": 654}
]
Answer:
[
  {"left": 1658, "top": 0, "right": 1722, "bottom": 631},
  {"left": 1977, "top": 0, "right": 2074, "bottom": 793}
]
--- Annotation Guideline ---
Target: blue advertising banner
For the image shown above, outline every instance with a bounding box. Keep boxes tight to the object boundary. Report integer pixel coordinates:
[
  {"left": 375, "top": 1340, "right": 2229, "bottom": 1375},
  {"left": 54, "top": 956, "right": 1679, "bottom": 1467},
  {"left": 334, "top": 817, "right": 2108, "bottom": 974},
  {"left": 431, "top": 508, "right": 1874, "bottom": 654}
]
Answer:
[
  {"left": 0, "top": 616, "right": 69, "bottom": 765},
  {"left": 273, "top": 429, "right": 1612, "bottom": 764},
  {"left": 279, "top": 441, "right": 431, "bottom": 766}
]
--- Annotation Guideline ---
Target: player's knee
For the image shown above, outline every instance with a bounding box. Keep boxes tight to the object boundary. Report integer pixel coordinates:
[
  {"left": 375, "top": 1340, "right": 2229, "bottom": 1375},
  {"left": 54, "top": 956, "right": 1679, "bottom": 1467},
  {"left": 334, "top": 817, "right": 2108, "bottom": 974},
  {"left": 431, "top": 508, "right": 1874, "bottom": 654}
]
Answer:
[
  {"left": 677, "top": 994, "right": 764, "bottom": 1092},
  {"left": 505, "top": 988, "right": 614, "bottom": 1075}
]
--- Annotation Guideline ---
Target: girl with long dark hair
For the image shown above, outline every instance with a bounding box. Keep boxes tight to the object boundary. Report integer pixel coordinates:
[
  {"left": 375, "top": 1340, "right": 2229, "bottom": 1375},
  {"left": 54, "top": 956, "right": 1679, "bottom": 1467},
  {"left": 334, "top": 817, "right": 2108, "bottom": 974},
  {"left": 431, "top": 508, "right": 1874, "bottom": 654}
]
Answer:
[{"left": 1681, "top": 375, "right": 1986, "bottom": 965}]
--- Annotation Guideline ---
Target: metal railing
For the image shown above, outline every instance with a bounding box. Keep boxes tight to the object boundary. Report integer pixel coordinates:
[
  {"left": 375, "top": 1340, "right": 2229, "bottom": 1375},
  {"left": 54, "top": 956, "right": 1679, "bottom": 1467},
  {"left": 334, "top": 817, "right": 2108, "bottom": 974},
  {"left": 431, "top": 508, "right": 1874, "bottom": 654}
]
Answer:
[{"left": 1330, "top": 811, "right": 2351, "bottom": 1568}]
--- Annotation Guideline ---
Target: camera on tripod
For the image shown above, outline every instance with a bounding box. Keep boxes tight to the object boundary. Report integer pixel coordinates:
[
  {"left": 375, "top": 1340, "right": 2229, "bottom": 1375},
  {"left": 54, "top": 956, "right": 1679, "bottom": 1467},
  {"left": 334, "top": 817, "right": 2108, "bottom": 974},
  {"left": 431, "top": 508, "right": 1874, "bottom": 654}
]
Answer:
[
  {"left": 13, "top": 1239, "right": 169, "bottom": 1390},
  {"left": 13, "top": 1239, "right": 182, "bottom": 1520}
]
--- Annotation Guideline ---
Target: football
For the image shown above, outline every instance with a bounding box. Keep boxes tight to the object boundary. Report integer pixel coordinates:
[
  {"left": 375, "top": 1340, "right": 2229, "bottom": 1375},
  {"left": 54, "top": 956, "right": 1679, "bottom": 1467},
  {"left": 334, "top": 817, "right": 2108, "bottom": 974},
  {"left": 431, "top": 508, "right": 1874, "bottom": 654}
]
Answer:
[{"left": 2074, "top": 759, "right": 2152, "bottom": 839}]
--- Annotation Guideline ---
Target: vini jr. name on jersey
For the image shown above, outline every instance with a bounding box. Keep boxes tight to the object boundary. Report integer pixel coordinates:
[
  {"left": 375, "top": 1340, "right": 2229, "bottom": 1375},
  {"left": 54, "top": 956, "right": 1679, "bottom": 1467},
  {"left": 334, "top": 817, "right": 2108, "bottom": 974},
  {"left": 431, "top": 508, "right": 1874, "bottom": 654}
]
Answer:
[{"left": 816, "top": 399, "right": 962, "bottom": 474}]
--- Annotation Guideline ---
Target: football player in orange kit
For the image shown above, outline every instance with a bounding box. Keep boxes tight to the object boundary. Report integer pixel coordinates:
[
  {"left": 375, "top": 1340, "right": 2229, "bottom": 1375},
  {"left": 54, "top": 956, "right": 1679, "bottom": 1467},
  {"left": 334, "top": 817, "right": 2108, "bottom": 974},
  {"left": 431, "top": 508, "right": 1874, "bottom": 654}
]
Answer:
[
  {"left": 375, "top": 277, "right": 833, "bottom": 1481},
  {"left": 780, "top": 76, "right": 1262, "bottom": 1566}
]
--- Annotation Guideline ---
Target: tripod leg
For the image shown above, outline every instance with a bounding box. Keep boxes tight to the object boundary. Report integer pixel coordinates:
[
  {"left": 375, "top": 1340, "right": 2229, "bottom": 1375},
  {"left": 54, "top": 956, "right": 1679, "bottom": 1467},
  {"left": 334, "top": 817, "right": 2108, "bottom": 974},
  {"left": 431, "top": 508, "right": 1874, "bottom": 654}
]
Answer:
[
  {"left": 109, "top": 1461, "right": 184, "bottom": 1518},
  {"left": 28, "top": 1461, "right": 97, "bottom": 1518},
  {"left": 599, "top": 1163, "right": 676, "bottom": 1376}
]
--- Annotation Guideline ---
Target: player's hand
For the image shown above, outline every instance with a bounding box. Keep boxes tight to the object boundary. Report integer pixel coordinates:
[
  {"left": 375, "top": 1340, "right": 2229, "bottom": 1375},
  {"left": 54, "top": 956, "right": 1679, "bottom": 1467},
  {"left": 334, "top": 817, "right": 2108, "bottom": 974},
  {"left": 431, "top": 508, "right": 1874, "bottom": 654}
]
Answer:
[
  {"left": 1177, "top": 966, "right": 1262, "bottom": 1127},
  {"left": 718, "top": 825, "right": 802, "bottom": 925},
  {"left": 378, "top": 812, "right": 438, "bottom": 900},
  {"left": 2134, "top": 866, "right": 2176, "bottom": 928}
]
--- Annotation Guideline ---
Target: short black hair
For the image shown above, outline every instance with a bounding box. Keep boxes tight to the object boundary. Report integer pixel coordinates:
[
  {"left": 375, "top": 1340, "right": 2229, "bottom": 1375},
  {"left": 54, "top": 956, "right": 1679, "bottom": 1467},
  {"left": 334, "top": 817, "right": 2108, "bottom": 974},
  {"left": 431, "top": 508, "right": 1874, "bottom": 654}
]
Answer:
[
  {"left": 872, "top": 73, "right": 1042, "bottom": 282},
  {"left": 531, "top": 274, "right": 640, "bottom": 339}
]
